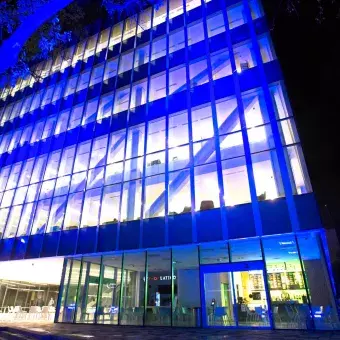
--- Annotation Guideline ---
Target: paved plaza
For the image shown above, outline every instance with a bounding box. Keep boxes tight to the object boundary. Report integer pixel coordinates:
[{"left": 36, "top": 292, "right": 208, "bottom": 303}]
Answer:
[{"left": 1, "top": 323, "right": 340, "bottom": 340}]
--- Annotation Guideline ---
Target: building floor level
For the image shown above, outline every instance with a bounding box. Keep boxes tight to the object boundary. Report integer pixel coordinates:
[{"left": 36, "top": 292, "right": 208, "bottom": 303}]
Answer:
[{"left": 55, "top": 230, "right": 340, "bottom": 330}]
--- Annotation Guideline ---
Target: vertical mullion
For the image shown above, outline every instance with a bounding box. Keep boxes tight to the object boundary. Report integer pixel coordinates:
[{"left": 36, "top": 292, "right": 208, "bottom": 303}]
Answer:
[
  {"left": 170, "top": 247, "right": 174, "bottom": 326},
  {"left": 73, "top": 258, "right": 84, "bottom": 323},
  {"left": 118, "top": 252, "right": 125, "bottom": 325},
  {"left": 143, "top": 250, "right": 149, "bottom": 326}
]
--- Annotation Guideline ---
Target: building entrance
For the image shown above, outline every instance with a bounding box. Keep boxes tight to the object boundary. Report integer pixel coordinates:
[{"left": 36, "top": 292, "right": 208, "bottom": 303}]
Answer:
[{"left": 201, "top": 261, "right": 271, "bottom": 328}]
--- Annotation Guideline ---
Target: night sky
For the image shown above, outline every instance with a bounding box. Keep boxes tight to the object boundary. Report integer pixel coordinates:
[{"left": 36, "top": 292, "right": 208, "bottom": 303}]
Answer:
[{"left": 262, "top": 0, "right": 340, "bottom": 236}]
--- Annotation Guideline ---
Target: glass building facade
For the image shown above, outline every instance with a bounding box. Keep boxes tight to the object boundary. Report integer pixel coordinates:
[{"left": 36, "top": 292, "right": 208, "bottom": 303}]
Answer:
[{"left": 0, "top": 0, "right": 338, "bottom": 330}]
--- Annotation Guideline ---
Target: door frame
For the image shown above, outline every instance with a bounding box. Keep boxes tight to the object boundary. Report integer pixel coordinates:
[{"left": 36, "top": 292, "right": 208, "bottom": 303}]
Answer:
[{"left": 200, "top": 261, "right": 272, "bottom": 329}]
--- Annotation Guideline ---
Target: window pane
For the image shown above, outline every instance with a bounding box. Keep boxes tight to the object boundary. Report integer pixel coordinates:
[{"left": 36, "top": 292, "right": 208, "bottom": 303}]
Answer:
[
  {"left": 207, "top": 12, "right": 225, "bottom": 38},
  {"left": 169, "top": 145, "right": 190, "bottom": 171},
  {"left": 194, "top": 163, "right": 220, "bottom": 211},
  {"left": 69, "top": 103, "right": 84, "bottom": 129},
  {"left": 233, "top": 40, "right": 257, "bottom": 73},
  {"left": 55, "top": 110, "right": 70, "bottom": 135},
  {"left": 130, "top": 80, "right": 147, "bottom": 108},
  {"left": 114, "top": 87, "right": 130, "bottom": 113},
  {"left": 17, "top": 203, "right": 36, "bottom": 236},
  {"left": 31, "top": 199, "right": 51, "bottom": 235},
  {"left": 109, "top": 23, "right": 123, "bottom": 47},
  {"left": 188, "top": 22, "right": 204, "bottom": 46},
  {"left": 138, "top": 8, "right": 152, "bottom": 33},
  {"left": 144, "top": 174, "right": 165, "bottom": 218},
  {"left": 149, "top": 73, "right": 166, "bottom": 102},
  {"left": 227, "top": 3, "right": 247, "bottom": 29},
  {"left": 243, "top": 88, "right": 269, "bottom": 128},
  {"left": 169, "top": 66, "right": 186, "bottom": 94},
  {"left": 169, "top": 170, "right": 191, "bottom": 214},
  {"left": 191, "top": 105, "right": 214, "bottom": 141},
  {"left": 230, "top": 238, "right": 262, "bottom": 262},
  {"left": 83, "top": 97, "right": 99, "bottom": 125},
  {"left": 123, "top": 15, "right": 137, "bottom": 41},
  {"left": 258, "top": 34, "right": 275, "bottom": 63},
  {"left": 96, "top": 28, "right": 110, "bottom": 53},
  {"left": 211, "top": 49, "right": 232, "bottom": 80},
  {"left": 108, "top": 130, "right": 126, "bottom": 164},
  {"left": 169, "top": 0, "right": 183, "bottom": 19},
  {"left": 47, "top": 195, "right": 67, "bottom": 232},
  {"left": 119, "top": 51, "right": 133, "bottom": 74},
  {"left": 98, "top": 92, "right": 114, "bottom": 119},
  {"left": 100, "top": 184, "right": 120, "bottom": 225},
  {"left": 90, "top": 135, "right": 108, "bottom": 168},
  {"left": 169, "top": 29, "right": 185, "bottom": 54},
  {"left": 189, "top": 58, "right": 209, "bottom": 88},
  {"left": 90, "top": 64, "right": 104, "bottom": 86},
  {"left": 151, "top": 37, "right": 166, "bottom": 61},
  {"left": 44, "top": 151, "right": 61, "bottom": 180},
  {"left": 121, "top": 180, "right": 142, "bottom": 221},
  {"left": 126, "top": 124, "right": 145, "bottom": 159},
  {"left": 80, "top": 188, "right": 101, "bottom": 228},
  {"left": 74, "top": 141, "right": 91, "bottom": 173},
  {"left": 147, "top": 118, "right": 165, "bottom": 153},
  {"left": 63, "top": 192, "right": 84, "bottom": 230},
  {"left": 145, "top": 249, "right": 171, "bottom": 326},
  {"left": 3, "top": 205, "right": 23, "bottom": 238},
  {"left": 169, "top": 111, "right": 188, "bottom": 147},
  {"left": 134, "top": 44, "right": 150, "bottom": 67},
  {"left": 59, "top": 146, "right": 75, "bottom": 177},
  {"left": 153, "top": 0, "right": 167, "bottom": 27},
  {"left": 104, "top": 58, "right": 118, "bottom": 81},
  {"left": 70, "top": 172, "right": 87, "bottom": 193}
]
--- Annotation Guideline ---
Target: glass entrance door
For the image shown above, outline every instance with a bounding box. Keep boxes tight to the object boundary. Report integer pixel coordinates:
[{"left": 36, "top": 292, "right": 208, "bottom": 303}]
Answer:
[{"left": 201, "top": 261, "right": 271, "bottom": 328}]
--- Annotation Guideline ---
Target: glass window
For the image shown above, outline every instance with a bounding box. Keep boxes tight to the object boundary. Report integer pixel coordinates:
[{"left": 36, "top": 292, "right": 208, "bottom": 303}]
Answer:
[
  {"left": 47, "top": 195, "right": 67, "bottom": 232},
  {"left": 87, "top": 166, "right": 104, "bottom": 189},
  {"left": 44, "top": 151, "right": 61, "bottom": 180},
  {"left": 147, "top": 118, "right": 165, "bottom": 153},
  {"left": 82, "top": 97, "right": 98, "bottom": 125},
  {"left": 172, "top": 246, "right": 200, "bottom": 327},
  {"left": 285, "top": 145, "right": 312, "bottom": 195},
  {"left": 52, "top": 52, "right": 63, "bottom": 73},
  {"left": 279, "top": 118, "right": 299, "bottom": 146},
  {"left": 189, "top": 58, "right": 209, "bottom": 88},
  {"left": 297, "top": 232, "right": 340, "bottom": 329},
  {"left": 64, "top": 75, "right": 78, "bottom": 97},
  {"left": 258, "top": 35, "right": 275, "bottom": 63},
  {"left": 8, "top": 129, "right": 22, "bottom": 152},
  {"left": 100, "top": 184, "right": 120, "bottom": 225},
  {"left": 169, "top": 29, "right": 185, "bottom": 54},
  {"left": 169, "top": 170, "right": 191, "bottom": 214},
  {"left": 233, "top": 40, "right": 257, "bottom": 73},
  {"left": 18, "top": 159, "right": 34, "bottom": 187},
  {"left": 188, "top": 22, "right": 204, "bottom": 46},
  {"left": 109, "top": 23, "right": 123, "bottom": 47},
  {"left": 16, "top": 202, "right": 36, "bottom": 236},
  {"left": 145, "top": 152, "right": 165, "bottom": 177},
  {"left": 243, "top": 88, "right": 269, "bottom": 127},
  {"left": 69, "top": 103, "right": 84, "bottom": 129},
  {"left": 55, "top": 109, "right": 70, "bottom": 135},
  {"left": 130, "top": 79, "right": 148, "bottom": 108},
  {"left": 25, "top": 183, "right": 41, "bottom": 203},
  {"left": 42, "top": 115, "right": 57, "bottom": 139},
  {"left": 120, "top": 180, "right": 142, "bottom": 221},
  {"left": 169, "top": 66, "right": 186, "bottom": 94},
  {"left": 134, "top": 44, "right": 150, "bottom": 68},
  {"left": 105, "top": 162, "right": 124, "bottom": 185},
  {"left": 6, "top": 163, "right": 22, "bottom": 190},
  {"left": 20, "top": 96, "right": 33, "bottom": 116},
  {"left": 30, "top": 120, "right": 45, "bottom": 143},
  {"left": 72, "top": 40, "right": 86, "bottom": 65},
  {"left": 216, "top": 97, "right": 240, "bottom": 135},
  {"left": 249, "top": 0, "right": 263, "bottom": 19},
  {"left": 80, "top": 188, "right": 101, "bottom": 228},
  {"left": 151, "top": 37, "right": 166, "bottom": 61},
  {"left": 252, "top": 150, "right": 284, "bottom": 200},
  {"left": 30, "top": 155, "right": 47, "bottom": 184},
  {"left": 207, "top": 12, "right": 226, "bottom": 38},
  {"left": 70, "top": 171, "right": 87, "bottom": 193},
  {"left": 126, "top": 124, "right": 145, "bottom": 159},
  {"left": 194, "top": 163, "right": 220, "bottom": 211},
  {"left": 120, "top": 252, "right": 145, "bottom": 325},
  {"left": 119, "top": 51, "right": 133, "bottom": 74},
  {"left": 113, "top": 87, "right": 130, "bottom": 113},
  {"left": 270, "top": 83, "right": 292, "bottom": 119},
  {"left": 61, "top": 46, "right": 75, "bottom": 71},
  {"left": 41, "top": 86, "right": 54, "bottom": 106},
  {"left": 149, "top": 73, "right": 166, "bottom": 102},
  {"left": 54, "top": 176, "right": 70, "bottom": 197},
  {"left": 123, "top": 15, "right": 137, "bottom": 41},
  {"left": 104, "top": 58, "right": 118, "bottom": 81},
  {"left": 90, "top": 135, "right": 108, "bottom": 168},
  {"left": 39, "top": 179, "right": 56, "bottom": 199},
  {"left": 0, "top": 133, "right": 12, "bottom": 154},
  {"left": 153, "top": 0, "right": 167, "bottom": 27},
  {"left": 77, "top": 70, "right": 91, "bottom": 92},
  {"left": 97, "top": 255, "right": 122, "bottom": 325},
  {"left": 211, "top": 49, "right": 232, "bottom": 80},
  {"left": 186, "top": 0, "right": 201, "bottom": 11},
  {"left": 248, "top": 124, "right": 274, "bottom": 153},
  {"left": 227, "top": 2, "right": 246, "bottom": 29},
  {"left": 169, "top": 0, "right": 183, "bottom": 19},
  {"left": 124, "top": 157, "right": 144, "bottom": 181},
  {"left": 1, "top": 190, "right": 15, "bottom": 208},
  {"left": 138, "top": 8, "right": 152, "bottom": 33},
  {"left": 59, "top": 146, "right": 75, "bottom": 177},
  {"left": 230, "top": 238, "right": 262, "bottom": 262},
  {"left": 96, "top": 28, "right": 110, "bottom": 53},
  {"left": 84, "top": 34, "right": 98, "bottom": 59},
  {"left": 144, "top": 174, "right": 165, "bottom": 218},
  {"left": 145, "top": 249, "right": 171, "bottom": 326},
  {"left": 19, "top": 125, "right": 33, "bottom": 146},
  {"left": 107, "top": 130, "right": 126, "bottom": 164},
  {"left": 169, "top": 111, "right": 189, "bottom": 147},
  {"left": 200, "top": 242, "right": 229, "bottom": 264},
  {"left": 74, "top": 141, "right": 91, "bottom": 173},
  {"left": 13, "top": 186, "right": 28, "bottom": 205},
  {"left": 191, "top": 105, "right": 214, "bottom": 141},
  {"left": 219, "top": 131, "right": 244, "bottom": 160},
  {"left": 263, "top": 235, "right": 309, "bottom": 329},
  {"left": 3, "top": 205, "right": 23, "bottom": 238},
  {"left": 31, "top": 198, "right": 51, "bottom": 235},
  {"left": 90, "top": 64, "right": 104, "bottom": 86},
  {"left": 0, "top": 208, "right": 10, "bottom": 236},
  {"left": 98, "top": 92, "right": 114, "bottom": 120},
  {"left": 63, "top": 192, "right": 84, "bottom": 230},
  {"left": 169, "top": 145, "right": 190, "bottom": 171}
]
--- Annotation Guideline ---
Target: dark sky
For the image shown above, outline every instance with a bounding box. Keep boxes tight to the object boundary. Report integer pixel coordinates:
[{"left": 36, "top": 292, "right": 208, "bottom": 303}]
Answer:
[{"left": 262, "top": 0, "right": 340, "bottom": 236}]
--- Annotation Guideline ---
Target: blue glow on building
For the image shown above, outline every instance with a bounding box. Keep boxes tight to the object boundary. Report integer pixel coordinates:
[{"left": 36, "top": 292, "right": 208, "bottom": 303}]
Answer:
[{"left": 0, "top": 0, "right": 339, "bottom": 330}]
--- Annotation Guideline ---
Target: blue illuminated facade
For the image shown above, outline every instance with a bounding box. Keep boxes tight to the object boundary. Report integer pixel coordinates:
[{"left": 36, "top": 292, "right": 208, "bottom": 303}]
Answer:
[{"left": 0, "top": 0, "right": 338, "bottom": 330}]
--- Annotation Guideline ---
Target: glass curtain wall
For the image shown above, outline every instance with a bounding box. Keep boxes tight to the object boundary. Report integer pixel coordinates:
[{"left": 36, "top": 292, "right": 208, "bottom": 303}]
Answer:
[{"left": 57, "top": 232, "right": 338, "bottom": 329}]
